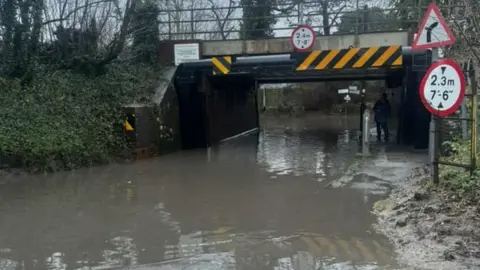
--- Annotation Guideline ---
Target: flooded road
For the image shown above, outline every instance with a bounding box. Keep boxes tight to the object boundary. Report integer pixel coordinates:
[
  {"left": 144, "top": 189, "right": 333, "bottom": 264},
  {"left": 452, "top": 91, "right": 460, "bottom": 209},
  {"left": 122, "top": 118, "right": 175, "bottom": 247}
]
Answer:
[{"left": 0, "top": 115, "right": 405, "bottom": 270}]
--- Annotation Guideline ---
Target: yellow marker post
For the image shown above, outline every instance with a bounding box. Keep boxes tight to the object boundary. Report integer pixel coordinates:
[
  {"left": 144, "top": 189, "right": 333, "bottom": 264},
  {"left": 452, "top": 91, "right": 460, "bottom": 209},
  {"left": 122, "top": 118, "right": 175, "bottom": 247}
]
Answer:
[{"left": 124, "top": 120, "right": 134, "bottom": 132}]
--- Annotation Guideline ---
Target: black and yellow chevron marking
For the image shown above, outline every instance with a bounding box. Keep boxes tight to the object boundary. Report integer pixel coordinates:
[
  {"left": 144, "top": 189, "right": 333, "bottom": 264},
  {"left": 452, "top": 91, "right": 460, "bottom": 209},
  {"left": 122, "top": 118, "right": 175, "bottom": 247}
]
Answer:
[
  {"left": 212, "top": 56, "right": 232, "bottom": 75},
  {"left": 295, "top": 45, "right": 403, "bottom": 71},
  {"left": 124, "top": 113, "right": 135, "bottom": 132}
]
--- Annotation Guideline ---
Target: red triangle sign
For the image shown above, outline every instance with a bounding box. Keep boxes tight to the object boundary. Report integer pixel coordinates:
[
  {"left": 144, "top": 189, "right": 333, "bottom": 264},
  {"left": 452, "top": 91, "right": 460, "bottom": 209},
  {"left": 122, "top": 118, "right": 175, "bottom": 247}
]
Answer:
[{"left": 412, "top": 3, "right": 455, "bottom": 50}]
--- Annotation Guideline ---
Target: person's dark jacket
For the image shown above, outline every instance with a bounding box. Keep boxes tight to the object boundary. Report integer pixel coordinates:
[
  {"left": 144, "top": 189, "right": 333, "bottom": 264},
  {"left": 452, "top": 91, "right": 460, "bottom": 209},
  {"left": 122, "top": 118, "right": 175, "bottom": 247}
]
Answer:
[{"left": 373, "top": 99, "right": 391, "bottom": 123}]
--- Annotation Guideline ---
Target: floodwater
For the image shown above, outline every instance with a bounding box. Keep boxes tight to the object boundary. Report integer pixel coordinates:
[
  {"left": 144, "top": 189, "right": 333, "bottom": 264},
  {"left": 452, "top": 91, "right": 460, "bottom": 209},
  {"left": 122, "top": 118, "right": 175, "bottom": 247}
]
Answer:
[{"left": 0, "top": 115, "right": 403, "bottom": 270}]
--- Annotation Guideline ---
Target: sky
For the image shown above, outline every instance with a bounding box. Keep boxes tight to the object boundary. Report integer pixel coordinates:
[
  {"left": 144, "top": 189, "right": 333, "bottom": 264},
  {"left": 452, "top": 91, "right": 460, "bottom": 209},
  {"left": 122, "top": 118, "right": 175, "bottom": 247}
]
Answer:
[{"left": 158, "top": 0, "right": 391, "bottom": 39}]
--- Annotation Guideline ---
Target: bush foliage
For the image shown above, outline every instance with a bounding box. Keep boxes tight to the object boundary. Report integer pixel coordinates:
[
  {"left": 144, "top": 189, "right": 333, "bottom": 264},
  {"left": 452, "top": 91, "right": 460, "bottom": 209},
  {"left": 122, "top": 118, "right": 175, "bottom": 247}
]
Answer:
[
  {"left": 0, "top": 0, "right": 163, "bottom": 172},
  {"left": 440, "top": 137, "right": 480, "bottom": 201},
  {"left": 437, "top": 98, "right": 480, "bottom": 201},
  {"left": 0, "top": 64, "right": 158, "bottom": 172}
]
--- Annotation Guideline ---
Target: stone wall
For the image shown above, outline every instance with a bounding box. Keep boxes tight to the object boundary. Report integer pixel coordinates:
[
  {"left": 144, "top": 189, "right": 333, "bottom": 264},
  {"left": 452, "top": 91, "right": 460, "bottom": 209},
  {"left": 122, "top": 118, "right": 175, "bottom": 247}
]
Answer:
[
  {"left": 123, "top": 67, "right": 181, "bottom": 158},
  {"left": 154, "top": 80, "right": 181, "bottom": 154}
]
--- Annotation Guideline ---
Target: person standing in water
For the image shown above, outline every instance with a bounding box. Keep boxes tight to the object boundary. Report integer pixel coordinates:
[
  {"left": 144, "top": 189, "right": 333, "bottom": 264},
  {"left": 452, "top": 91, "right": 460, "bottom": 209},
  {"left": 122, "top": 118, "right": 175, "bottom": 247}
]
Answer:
[{"left": 373, "top": 93, "right": 391, "bottom": 141}]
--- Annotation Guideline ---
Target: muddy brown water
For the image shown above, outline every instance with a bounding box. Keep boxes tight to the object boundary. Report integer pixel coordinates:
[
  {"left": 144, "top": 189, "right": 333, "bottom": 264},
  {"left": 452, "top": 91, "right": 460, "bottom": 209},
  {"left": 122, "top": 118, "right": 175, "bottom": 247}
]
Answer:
[{"left": 0, "top": 115, "right": 399, "bottom": 270}]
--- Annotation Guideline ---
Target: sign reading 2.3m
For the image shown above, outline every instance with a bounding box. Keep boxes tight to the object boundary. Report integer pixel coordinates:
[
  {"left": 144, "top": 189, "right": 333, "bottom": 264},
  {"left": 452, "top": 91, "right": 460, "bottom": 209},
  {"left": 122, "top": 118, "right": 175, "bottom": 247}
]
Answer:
[{"left": 419, "top": 59, "right": 466, "bottom": 117}]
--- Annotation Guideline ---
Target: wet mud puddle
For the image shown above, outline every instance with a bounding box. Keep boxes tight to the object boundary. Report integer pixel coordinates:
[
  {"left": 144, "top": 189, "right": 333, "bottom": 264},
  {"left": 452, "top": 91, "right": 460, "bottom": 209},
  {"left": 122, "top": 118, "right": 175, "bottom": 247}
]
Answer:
[{"left": 0, "top": 118, "right": 411, "bottom": 270}]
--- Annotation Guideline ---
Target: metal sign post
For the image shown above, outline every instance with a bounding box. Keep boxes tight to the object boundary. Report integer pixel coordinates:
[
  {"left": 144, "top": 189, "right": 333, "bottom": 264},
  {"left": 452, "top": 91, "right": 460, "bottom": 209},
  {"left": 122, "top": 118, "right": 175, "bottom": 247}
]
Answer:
[
  {"left": 337, "top": 86, "right": 359, "bottom": 118},
  {"left": 413, "top": 2, "right": 459, "bottom": 184},
  {"left": 429, "top": 48, "right": 439, "bottom": 183},
  {"left": 362, "top": 108, "right": 371, "bottom": 156}
]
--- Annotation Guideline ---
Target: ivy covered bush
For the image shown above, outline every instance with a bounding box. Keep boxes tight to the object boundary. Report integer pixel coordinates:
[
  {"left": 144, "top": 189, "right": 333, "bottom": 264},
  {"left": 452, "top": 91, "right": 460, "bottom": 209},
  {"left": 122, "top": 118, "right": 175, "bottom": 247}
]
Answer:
[
  {"left": 435, "top": 96, "right": 480, "bottom": 202},
  {"left": 440, "top": 137, "right": 480, "bottom": 201},
  {"left": 0, "top": 0, "right": 163, "bottom": 172},
  {"left": 0, "top": 64, "right": 158, "bottom": 172}
]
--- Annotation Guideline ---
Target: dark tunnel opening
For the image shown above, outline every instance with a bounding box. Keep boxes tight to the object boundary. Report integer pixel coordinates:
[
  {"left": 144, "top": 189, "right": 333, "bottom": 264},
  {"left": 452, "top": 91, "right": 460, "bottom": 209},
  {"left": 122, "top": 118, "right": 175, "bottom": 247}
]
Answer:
[{"left": 173, "top": 47, "right": 432, "bottom": 151}]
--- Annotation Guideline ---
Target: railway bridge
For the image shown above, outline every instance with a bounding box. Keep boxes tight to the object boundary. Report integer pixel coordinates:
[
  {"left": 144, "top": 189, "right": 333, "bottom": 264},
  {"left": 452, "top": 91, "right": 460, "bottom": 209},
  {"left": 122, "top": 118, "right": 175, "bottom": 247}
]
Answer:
[
  {"left": 124, "top": 31, "right": 433, "bottom": 154},
  {"left": 172, "top": 32, "right": 432, "bottom": 150}
]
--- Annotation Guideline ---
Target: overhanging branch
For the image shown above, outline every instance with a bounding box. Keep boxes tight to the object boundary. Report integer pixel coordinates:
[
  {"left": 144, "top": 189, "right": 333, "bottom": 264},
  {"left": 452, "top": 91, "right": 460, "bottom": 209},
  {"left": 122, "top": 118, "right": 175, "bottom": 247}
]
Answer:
[{"left": 42, "top": 0, "right": 115, "bottom": 25}]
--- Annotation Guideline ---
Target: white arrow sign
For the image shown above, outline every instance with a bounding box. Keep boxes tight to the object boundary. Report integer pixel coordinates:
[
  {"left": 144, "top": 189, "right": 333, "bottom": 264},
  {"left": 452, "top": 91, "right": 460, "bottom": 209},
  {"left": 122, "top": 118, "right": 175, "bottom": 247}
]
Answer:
[
  {"left": 348, "top": 85, "right": 358, "bottom": 91},
  {"left": 349, "top": 89, "right": 360, "bottom": 95},
  {"left": 412, "top": 3, "right": 455, "bottom": 50}
]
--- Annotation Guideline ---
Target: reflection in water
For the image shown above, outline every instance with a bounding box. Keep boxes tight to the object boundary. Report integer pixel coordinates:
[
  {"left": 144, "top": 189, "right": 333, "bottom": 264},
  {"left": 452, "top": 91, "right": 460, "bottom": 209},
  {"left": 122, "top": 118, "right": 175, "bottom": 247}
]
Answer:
[
  {"left": 46, "top": 252, "right": 67, "bottom": 270},
  {"left": 0, "top": 258, "right": 18, "bottom": 270},
  {"left": 0, "top": 121, "right": 397, "bottom": 270},
  {"left": 256, "top": 130, "right": 358, "bottom": 181}
]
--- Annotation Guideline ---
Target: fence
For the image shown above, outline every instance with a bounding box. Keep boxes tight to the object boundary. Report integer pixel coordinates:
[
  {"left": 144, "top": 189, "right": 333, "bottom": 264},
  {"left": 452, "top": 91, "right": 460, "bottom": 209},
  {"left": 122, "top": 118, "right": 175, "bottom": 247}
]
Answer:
[
  {"left": 435, "top": 60, "right": 478, "bottom": 184},
  {"left": 157, "top": 1, "right": 433, "bottom": 41}
]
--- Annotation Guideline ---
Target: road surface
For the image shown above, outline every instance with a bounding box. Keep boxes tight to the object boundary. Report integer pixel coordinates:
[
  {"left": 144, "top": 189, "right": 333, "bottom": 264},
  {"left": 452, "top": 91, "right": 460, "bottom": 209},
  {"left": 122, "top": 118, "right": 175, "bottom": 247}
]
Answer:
[{"left": 0, "top": 115, "right": 425, "bottom": 270}]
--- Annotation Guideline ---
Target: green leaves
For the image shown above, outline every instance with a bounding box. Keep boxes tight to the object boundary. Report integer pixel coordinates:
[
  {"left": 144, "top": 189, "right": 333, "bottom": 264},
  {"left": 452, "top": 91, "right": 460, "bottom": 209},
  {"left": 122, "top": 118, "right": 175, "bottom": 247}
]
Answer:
[
  {"left": 0, "top": 63, "right": 157, "bottom": 172},
  {"left": 440, "top": 137, "right": 480, "bottom": 201}
]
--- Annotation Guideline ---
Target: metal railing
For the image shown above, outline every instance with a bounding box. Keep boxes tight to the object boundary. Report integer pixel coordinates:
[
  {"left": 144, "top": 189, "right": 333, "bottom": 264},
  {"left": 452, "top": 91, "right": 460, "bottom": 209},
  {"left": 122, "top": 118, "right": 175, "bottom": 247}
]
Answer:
[
  {"left": 434, "top": 60, "right": 478, "bottom": 184},
  {"left": 157, "top": 2, "right": 441, "bottom": 41}
]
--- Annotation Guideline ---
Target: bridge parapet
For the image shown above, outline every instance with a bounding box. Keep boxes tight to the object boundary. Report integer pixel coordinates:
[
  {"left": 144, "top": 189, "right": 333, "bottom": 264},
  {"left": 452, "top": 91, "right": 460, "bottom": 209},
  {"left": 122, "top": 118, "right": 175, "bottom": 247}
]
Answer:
[{"left": 202, "top": 31, "right": 411, "bottom": 57}]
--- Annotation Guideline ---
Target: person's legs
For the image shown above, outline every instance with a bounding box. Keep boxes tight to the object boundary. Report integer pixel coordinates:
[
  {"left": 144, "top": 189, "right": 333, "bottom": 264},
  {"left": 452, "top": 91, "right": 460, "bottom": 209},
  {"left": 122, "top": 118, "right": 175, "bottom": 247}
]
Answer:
[
  {"left": 383, "top": 121, "right": 389, "bottom": 141},
  {"left": 376, "top": 121, "right": 382, "bottom": 141}
]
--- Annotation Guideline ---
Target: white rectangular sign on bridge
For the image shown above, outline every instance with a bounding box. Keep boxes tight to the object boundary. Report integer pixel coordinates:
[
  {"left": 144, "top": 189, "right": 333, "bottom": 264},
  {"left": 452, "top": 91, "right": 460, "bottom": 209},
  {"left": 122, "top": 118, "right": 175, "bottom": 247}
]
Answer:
[{"left": 174, "top": 43, "right": 200, "bottom": 66}]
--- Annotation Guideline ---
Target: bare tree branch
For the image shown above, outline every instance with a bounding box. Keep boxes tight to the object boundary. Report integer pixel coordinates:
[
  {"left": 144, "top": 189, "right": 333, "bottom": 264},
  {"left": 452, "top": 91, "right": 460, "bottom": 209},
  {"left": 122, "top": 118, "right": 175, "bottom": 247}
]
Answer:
[
  {"left": 98, "top": 0, "right": 136, "bottom": 65},
  {"left": 42, "top": 0, "right": 114, "bottom": 25},
  {"left": 207, "top": 0, "right": 236, "bottom": 39},
  {"left": 450, "top": 13, "right": 480, "bottom": 62}
]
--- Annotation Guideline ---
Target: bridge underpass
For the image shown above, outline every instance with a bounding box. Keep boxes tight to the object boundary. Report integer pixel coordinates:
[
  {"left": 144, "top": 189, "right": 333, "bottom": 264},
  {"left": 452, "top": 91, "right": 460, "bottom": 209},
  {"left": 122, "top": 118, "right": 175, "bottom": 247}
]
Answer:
[{"left": 174, "top": 46, "right": 432, "bottom": 150}]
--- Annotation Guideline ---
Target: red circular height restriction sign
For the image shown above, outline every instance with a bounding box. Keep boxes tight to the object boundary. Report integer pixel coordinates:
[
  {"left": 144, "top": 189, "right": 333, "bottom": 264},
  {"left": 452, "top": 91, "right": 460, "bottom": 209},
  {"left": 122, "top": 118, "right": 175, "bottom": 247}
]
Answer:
[
  {"left": 290, "top": 25, "right": 316, "bottom": 52},
  {"left": 419, "top": 59, "right": 466, "bottom": 117}
]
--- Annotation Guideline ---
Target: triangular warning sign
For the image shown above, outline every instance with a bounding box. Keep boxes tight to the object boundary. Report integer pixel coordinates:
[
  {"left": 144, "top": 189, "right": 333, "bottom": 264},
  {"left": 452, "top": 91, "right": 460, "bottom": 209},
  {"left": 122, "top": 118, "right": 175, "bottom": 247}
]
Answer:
[{"left": 412, "top": 3, "right": 455, "bottom": 50}]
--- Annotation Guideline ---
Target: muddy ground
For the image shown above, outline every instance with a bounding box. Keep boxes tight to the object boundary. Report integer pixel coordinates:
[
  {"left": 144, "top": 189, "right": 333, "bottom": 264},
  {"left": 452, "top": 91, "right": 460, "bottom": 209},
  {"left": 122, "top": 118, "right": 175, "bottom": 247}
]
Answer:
[{"left": 374, "top": 167, "right": 480, "bottom": 270}]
